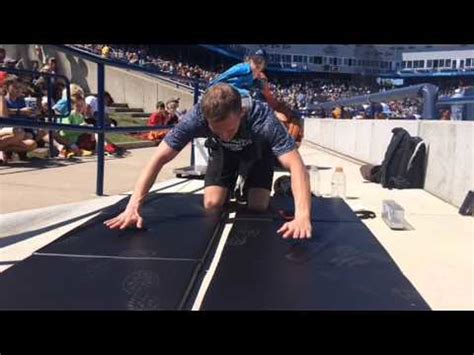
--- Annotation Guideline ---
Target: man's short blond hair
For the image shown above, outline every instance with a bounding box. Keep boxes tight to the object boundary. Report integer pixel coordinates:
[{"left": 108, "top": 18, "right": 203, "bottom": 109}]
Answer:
[{"left": 201, "top": 83, "right": 242, "bottom": 123}]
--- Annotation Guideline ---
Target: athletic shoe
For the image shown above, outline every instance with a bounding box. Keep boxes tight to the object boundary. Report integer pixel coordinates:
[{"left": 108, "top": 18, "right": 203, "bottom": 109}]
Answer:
[
  {"left": 60, "top": 149, "right": 74, "bottom": 159},
  {"left": 80, "top": 149, "right": 94, "bottom": 157},
  {"left": 27, "top": 148, "right": 49, "bottom": 159},
  {"left": 105, "top": 143, "right": 118, "bottom": 154}
]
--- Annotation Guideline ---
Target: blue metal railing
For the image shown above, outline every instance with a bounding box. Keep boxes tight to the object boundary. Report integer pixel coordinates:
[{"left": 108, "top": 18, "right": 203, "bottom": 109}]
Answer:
[{"left": 1, "top": 47, "right": 202, "bottom": 196}]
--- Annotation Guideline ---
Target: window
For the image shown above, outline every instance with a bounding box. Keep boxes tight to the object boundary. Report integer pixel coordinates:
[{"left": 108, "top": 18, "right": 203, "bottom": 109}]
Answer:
[
  {"left": 419, "top": 60, "right": 425, "bottom": 68},
  {"left": 445, "top": 59, "right": 451, "bottom": 67},
  {"left": 302, "top": 56, "right": 308, "bottom": 64},
  {"left": 460, "top": 60, "right": 464, "bottom": 68},
  {"left": 343, "top": 58, "right": 349, "bottom": 66},
  {"left": 293, "top": 55, "right": 302, "bottom": 63},
  {"left": 427, "top": 60, "right": 433, "bottom": 68},
  {"left": 407, "top": 61, "right": 413, "bottom": 68},
  {"left": 282, "top": 55, "right": 291, "bottom": 63},
  {"left": 439, "top": 59, "right": 445, "bottom": 67},
  {"left": 402, "top": 61, "right": 407, "bottom": 69},
  {"left": 313, "top": 56, "right": 322, "bottom": 64},
  {"left": 466, "top": 58, "right": 472, "bottom": 67},
  {"left": 433, "top": 59, "right": 439, "bottom": 68}
]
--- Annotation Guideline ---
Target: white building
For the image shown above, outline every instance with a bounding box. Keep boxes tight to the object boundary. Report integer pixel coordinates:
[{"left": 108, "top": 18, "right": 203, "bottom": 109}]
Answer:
[{"left": 223, "top": 44, "right": 474, "bottom": 75}]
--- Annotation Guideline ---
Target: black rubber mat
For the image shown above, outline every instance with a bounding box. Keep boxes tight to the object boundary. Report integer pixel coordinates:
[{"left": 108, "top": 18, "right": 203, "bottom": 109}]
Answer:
[
  {"left": 201, "top": 201, "right": 430, "bottom": 310},
  {"left": 0, "top": 193, "right": 225, "bottom": 310},
  {"left": 37, "top": 193, "right": 222, "bottom": 260},
  {"left": 0, "top": 255, "right": 198, "bottom": 310},
  {"left": 270, "top": 195, "right": 360, "bottom": 223},
  {"left": 94, "top": 193, "right": 214, "bottom": 222}
]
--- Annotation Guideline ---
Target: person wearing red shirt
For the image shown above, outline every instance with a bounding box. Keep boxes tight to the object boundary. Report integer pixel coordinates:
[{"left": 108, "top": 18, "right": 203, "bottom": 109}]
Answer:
[{"left": 147, "top": 101, "right": 171, "bottom": 142}]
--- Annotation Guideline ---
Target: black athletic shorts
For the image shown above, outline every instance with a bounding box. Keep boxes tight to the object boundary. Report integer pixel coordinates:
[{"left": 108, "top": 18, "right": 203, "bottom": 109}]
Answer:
[{"left": 204, "top": 144, "right": 274, "bottom": 193}]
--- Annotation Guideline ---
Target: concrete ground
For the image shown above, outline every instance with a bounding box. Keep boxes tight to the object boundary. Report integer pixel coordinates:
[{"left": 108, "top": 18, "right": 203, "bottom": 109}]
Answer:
[
  {"left": 0, "top": 143, "right": 191, "bottom": 214},
  {"left": 0, "top": 141, "right": 472, "bottom": 310}
]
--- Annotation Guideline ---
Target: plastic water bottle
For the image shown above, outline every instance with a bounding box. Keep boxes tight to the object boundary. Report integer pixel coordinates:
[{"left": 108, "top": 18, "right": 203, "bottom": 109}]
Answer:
[
  {"left": 331, "top": 167, "right": 346, "bottom": 198},
  {"left": 309, "top": 166, "right": 320, "bottom": 196}
]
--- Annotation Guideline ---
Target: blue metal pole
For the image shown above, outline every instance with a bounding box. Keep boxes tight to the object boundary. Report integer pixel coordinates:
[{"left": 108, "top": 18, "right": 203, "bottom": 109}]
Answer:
[
  {"left": 96, "top": 63, "right": 105, "bottom": 196},
  {"left": 191, "top": 80, "right": 200, "bottom": 167},
  {"left": 46, "top": 76, "right": 54, "bottom": 157}
]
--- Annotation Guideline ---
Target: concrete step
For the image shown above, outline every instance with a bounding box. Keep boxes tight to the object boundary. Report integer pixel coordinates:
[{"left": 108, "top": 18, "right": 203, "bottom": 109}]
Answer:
[
  {"left": 109, "top": 103, "right": 129, "bottom": 108},
  {"left": 108, "top": 107, "right": 144, "bottom": 113},
  {"left": 110, "top": 112, "right": 151, "bottom": 118},
  {"left": 130, "top": 113, "right": 152, "bottom": 118}
]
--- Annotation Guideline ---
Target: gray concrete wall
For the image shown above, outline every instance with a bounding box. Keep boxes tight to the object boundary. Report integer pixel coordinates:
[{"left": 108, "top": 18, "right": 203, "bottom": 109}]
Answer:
[
  {"left": 0, "top": 44, "right": 195, "bottom": 113},
  {"left": 420, "top": 121, "right": 474, "bottom": 208},
  {"left": 304, "top": 118, "right": 474, "bottom": 208}
]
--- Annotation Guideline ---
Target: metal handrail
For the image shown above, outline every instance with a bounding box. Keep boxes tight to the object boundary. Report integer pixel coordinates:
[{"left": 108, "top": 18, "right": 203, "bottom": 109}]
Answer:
[{"left": 1, "top": 46, "right": 202, "bottom": 195}]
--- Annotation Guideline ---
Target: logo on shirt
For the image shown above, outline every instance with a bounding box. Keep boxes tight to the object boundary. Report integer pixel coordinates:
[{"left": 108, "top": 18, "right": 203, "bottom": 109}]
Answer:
[{"left": 218, "top": 138, "right": 253, "bottom": 152}]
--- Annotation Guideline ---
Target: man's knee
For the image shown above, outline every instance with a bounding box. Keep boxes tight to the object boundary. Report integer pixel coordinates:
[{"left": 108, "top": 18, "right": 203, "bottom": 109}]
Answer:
[
  {"left": 13, "top": 128, "right": 25, "bottom": 140},
  {"left": 203, "top": 195, "right": 226, "bottom": 211},
  {"left": 204, "top": 186, "right": 228, "bottom": 211}
]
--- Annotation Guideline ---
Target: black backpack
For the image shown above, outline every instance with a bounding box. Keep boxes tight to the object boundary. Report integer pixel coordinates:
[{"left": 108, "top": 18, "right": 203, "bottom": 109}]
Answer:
[{"left": 363, "top": 127, "right": 426, "bottom": 189}]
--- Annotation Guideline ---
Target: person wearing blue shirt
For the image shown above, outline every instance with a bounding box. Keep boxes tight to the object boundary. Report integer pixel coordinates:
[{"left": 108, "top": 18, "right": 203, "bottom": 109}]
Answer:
[
  {"left": 209, "top": 49, "right": 303, "bottom": 144},
  {"left": 208, "top": 49, "right": 268, "bottom": 101}
]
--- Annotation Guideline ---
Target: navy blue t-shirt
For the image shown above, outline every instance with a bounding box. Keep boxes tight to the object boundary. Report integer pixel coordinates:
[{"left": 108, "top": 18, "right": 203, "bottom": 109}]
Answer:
[
  {"left": 6, "top": 97, "right": 26, "bottom": 111},
  {"left": 164, "top": 100, "right": 296, "bottom": 158}
]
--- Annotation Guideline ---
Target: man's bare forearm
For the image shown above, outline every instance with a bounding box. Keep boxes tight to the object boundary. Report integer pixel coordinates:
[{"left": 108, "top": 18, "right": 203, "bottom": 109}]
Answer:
[
  {"left": 127, "top": 142, "right": 178, "bottom": 209},
  {"left": 290, "top": 161, "right": 312, "bottom": 219},
  {"left": 128, "top": 157, "right": 165, "bottom": 209}
]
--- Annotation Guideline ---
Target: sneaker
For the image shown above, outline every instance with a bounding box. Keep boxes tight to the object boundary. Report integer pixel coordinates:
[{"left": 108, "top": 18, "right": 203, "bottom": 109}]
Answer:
[
  {"left": 114, "top": 147, "right": 130, "bottom": 157},
  {"left": 9, "top": 152, "right": 21, "bottom": 162},
  {"left": 80, "top": 149, "right": 94, "bottom": 157},
  {"left": 105, "top": 143, "right": 118, "bottom": 155},
  {"left": 234, "top": 187, "right": 248, "bottom": 205},
  {"left": 27, "top": 148, "right": 49, "bottom": 159},
  {"left": 60, "top": 149, "right": 74, "bottom": 159},
  {"left": 0, "top": 151, "right": 8, "bottom": 165},
  {"left": 18, "top": 152, "right": 29, "bottom": 161}
]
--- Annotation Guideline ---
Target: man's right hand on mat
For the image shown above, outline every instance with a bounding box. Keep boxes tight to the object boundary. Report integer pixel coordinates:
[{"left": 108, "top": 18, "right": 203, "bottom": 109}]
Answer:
[
  {"left": 277, "top": 216, "right": 312, "bottom": 239},
  {"left": 104, "top": 206, "right": 144, "bottom": 230}
]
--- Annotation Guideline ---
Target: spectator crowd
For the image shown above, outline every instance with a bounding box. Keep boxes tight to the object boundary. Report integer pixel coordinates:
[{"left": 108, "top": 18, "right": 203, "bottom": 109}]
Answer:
[
  {"left": 0, "top": 46, "right": 129, "bottom": 164},
  {"left": 72, "top": 44, "right": 469, "bottom": 120},
  {"left": 1, "top": 44, "right": 471, "bottom": 165}
]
